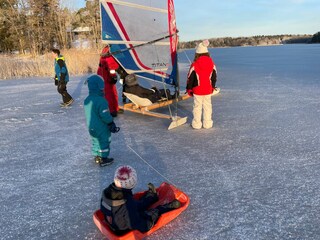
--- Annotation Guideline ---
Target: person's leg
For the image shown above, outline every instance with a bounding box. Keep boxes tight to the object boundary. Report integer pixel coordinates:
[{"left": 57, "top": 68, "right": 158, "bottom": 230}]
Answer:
[
  {"left": 191, "top": 94, "right": 203, "bottom": 129},
  {"left": 156, "top": 199, "right": 181, "bottom": 214},
  {"left": 111, "top": 84, "right": 119, "bottom": 112},
  {"left": 98, "top": 136, "right": 113, "bottom": 166},
  {"left": 57, "top": 82, "right": 72, "bottom": 103},
  {"left": 104, "top": 84, "right": 119, "bottom": 116},
  {"left": 145, "top": 209, "right": 160, "bottom": 225},
  {"left": 98, "top": 134, "right": 111, "bottom": 158},
  {"left": 136, "top": 184, "right": 159, "bottom": 212},
  {"left": 203, "top": 94, "right": 213, "bottom": 129},
  {"left": 91, "top": 137, "right": 100, "bottom": 157}
]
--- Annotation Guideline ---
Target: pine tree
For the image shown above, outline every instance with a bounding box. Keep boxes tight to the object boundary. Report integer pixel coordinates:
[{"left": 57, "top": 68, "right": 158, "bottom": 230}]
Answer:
[
  {"left": 26, "top": 0, "right": 61, "bottom": 55},
  {"left": 311, "top": 32, "right": 320, "bottom": 43}
]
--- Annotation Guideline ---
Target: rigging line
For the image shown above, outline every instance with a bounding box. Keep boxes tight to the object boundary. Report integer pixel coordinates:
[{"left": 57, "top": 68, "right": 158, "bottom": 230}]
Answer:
[
  {"left": 102, "top": 32, "right": 179, "bottom": 57},
  {"left": 152, "top": 39, "right": 175, "bottom": 119},
  {"left": 127, "top": 145, "right": 176, "bottom": 187},
  {"left": 183, "top": 50, "right": 192, "bottom": 65}
]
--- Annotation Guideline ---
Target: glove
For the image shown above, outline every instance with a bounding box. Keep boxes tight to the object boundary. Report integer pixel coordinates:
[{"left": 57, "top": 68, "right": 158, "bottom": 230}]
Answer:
[
  {"left": 187, "top": 89, "right": 193, "bottom": 97},
  {"left": 144, "top": 183, "right": 158, "bottom": 199},
  {"left": 147, "top": 183, "right": 157, "bottom": 194},
  {"left": 108, "top": 121, "right": 120, "bottom": 133},
  {"left": 110, "top": 76, "right": 117, "bottom": 84}
]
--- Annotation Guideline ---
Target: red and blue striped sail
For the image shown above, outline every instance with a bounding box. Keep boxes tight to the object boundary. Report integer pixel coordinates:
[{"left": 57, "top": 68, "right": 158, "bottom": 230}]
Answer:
[{"left": 99, "top": 0, "right": 179, "bottom": 88}]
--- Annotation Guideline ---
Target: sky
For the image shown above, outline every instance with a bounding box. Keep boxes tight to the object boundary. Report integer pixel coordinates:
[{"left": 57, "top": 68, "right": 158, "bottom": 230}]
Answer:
[{"left": 62, "top": 0, "right": 320, "bottom": 41}]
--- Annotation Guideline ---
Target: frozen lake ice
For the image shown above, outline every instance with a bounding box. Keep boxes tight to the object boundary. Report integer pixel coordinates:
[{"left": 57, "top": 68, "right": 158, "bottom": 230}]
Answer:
[{"left": 1, "top": 44, "right": 320, "bottom": 239}]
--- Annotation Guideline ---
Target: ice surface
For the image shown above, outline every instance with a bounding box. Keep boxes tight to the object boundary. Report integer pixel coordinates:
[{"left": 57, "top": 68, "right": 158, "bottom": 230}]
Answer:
[{"left": 1, "top": 44, "right": 320, "bottom": 239}]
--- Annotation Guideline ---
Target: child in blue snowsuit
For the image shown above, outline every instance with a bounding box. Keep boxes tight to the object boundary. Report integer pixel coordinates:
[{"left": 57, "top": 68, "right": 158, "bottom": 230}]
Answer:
[{"left": 84, "top": 74, "right": 119, "bottom": 167}]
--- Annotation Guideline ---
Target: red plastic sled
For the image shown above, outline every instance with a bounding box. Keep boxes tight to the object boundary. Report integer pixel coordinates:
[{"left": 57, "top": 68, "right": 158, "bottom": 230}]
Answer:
[{"left": 93, "top": 182, "right": 190, "bottom": 240}]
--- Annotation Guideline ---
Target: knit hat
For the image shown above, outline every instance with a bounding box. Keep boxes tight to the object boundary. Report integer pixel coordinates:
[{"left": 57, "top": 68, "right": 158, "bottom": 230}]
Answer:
[
  {"left": 101, "top": 44, "right": 110, "bottom": 56},
  {"left": 196, "top": 39, "right": 210, "bottom": 54},
  {"left": 114, "top": 165, "right": 137, "bottom": 189}
]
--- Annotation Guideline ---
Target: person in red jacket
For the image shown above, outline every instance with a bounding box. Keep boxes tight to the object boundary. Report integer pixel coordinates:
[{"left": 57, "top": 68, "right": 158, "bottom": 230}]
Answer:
[
  {"left": 186, "top": 40, "right": 217, "bottom": 129},
  {"left": 97, "top": 45, "right": 124, "bottom": 117}
]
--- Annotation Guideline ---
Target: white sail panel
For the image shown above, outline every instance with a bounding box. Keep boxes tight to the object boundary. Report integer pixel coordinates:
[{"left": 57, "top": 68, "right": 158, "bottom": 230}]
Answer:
[{"left": 100, "top": 0, "right": 178, "bottom": 86}]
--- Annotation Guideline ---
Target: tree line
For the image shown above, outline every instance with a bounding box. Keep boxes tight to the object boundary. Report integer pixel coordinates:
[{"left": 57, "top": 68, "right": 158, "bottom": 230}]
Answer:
[
  {"left": 0, "top": 0, "right": 100, "bottom": 55},
  {"left": 1, "top": 0, "right": 319, "bottom": 55},
  {"left": 179, "top": 34, "right": 318, "bottom": 49}
]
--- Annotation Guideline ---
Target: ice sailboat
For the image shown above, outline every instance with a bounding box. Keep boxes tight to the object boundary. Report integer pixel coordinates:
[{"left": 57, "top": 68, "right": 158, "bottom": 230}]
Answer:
[{"left": 99, "top": 0, "right": 190, "bottom": 130}]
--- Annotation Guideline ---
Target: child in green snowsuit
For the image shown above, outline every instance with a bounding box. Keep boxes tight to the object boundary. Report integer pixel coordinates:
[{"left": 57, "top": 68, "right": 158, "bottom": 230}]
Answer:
[{"left": 84, "top": 74, "right": 120, "bottom": 167}]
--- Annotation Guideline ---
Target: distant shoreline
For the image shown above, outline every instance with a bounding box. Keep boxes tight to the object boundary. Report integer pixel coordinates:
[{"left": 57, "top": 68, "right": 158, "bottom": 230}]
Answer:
[{"left": 179, "top": 34, "right": 313, "bottom": 49}]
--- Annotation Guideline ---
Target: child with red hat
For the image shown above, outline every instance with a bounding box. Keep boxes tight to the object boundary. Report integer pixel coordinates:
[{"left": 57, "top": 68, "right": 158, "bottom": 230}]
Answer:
[{"left": 100, "top": 165, "right": 181, "bottom": 233}]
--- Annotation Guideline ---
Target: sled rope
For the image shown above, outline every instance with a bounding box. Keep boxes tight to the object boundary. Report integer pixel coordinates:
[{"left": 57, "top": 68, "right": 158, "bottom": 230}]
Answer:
[{"left": 127, "top": 145, "right": 176, "bottom": 186}]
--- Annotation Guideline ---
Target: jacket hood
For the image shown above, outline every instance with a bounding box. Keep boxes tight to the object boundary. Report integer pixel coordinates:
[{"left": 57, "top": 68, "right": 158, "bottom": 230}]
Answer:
[{"left": 87, "top": 74, "right": 104, "bottom": 95}]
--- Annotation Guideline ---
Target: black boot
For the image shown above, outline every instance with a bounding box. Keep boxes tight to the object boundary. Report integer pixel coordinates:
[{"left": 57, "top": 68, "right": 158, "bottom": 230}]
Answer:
[
  {"left": 100, "top": 157, "right": 114, "bottom": 167},
  {"left": 94, "top": 156, "right": 102, "bottom": 164}
]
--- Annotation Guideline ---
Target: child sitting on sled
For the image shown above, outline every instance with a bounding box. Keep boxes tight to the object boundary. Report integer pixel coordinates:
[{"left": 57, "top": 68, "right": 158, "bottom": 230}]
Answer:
[
  {"left": 123, "top": 73, "right": 175, "bottom": 103},
  {"left": 100, "top": 165, "right": 181, "bottom": 233}
]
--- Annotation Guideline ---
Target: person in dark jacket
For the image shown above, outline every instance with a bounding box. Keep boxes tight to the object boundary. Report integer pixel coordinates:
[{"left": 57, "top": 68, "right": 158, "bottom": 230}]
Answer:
[
  {"left": 83, "top": 74, "right": 120, "bottom": 167},
  {"left": 123, "top": 74, "right": 174, "bottom": 103},
  {"left": 100, "top": 165, "right": 181, "bottom": 233},
  {"left": 51, "top": 48, "right": 74, "bottom": 107},
  {"left": 186, "top": 40, "right": 217, "bottom": 129}
]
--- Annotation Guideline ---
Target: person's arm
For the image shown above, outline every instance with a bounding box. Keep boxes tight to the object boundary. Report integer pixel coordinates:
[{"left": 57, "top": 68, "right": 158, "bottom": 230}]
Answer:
[
  {"left": 99, "top": 101, "right": 120, "bottom": 133},
  {"left": 107, "top": 57, "right": 120, "bottom": 84},
  {"left": 186, "top": 65, "right": 197, "bottom": 96},
  {"left": 211, "top": 65, "right": 217, "bottom": 89},
  {"left": 186, "top": 71, "right": 197, "bottom": 90},
  {"left": 57, "top": 59, "right": 67, "bottom": 82},
  {"left": 99, "top": 101, "right": 113, "bottom": 125}
]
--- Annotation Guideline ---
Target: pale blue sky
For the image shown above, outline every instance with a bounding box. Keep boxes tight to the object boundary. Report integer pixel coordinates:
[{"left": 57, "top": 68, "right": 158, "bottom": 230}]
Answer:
[{"left": 63, "top": 0, "right": 320, "bottom": 41}]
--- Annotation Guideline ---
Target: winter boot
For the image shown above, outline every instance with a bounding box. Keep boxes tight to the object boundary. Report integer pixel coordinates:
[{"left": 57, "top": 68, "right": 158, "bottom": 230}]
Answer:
[
  {"left": 64, "top": 98, "right": 74, "bottom": 107},
  {"left": 60, "top": 98, "right": 74, "bottom": 108},
  {"left": 100, "top": 157, "right": 114, "bottom": 167},
  {"left": 94, "top": 156, "right": 102, "bottom": 164}
]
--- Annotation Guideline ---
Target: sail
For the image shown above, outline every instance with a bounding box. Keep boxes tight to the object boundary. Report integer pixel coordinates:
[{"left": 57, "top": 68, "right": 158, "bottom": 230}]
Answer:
[{"left": 99, "top": 0, "right": 179, "bottom": 88}]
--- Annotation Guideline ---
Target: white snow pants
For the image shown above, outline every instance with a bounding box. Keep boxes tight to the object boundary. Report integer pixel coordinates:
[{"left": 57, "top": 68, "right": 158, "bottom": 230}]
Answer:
[{"left": 192, "top": 94, "right": 213, "bottom": 129}]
